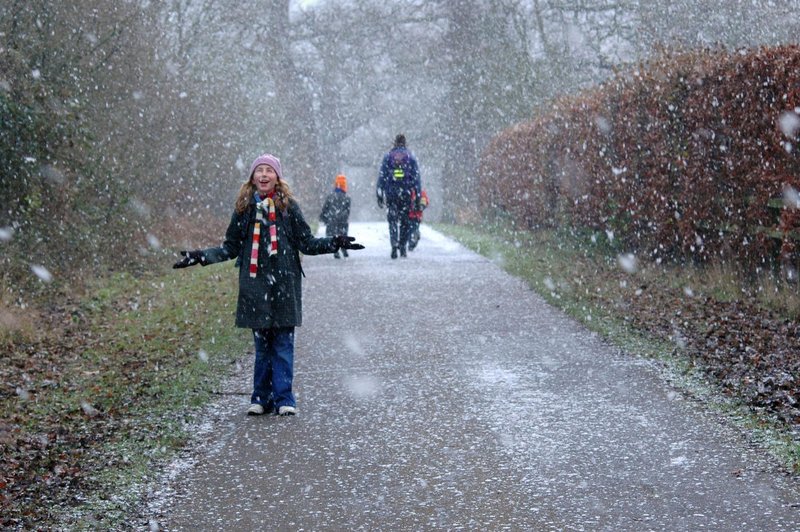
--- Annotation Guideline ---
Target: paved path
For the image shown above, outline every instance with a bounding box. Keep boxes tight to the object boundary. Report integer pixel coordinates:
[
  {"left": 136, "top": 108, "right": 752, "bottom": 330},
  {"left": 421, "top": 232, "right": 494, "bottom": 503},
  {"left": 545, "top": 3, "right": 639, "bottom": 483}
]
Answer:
[{"left": 150, "top": 222, "right": 800, "bottom": 531}]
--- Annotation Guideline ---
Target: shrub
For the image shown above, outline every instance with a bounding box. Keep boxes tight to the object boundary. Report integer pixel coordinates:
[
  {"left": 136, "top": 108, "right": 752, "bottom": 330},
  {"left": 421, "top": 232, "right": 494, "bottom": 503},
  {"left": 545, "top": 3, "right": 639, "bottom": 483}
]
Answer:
[{"left": 482, "top": 45, "right": 800, "bottom": 273}]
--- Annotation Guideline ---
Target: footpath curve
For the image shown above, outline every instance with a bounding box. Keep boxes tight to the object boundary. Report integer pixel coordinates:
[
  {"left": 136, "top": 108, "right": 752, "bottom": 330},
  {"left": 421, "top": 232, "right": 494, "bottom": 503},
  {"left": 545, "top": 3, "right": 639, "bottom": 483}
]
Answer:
[{"left": 148, "top": 222, "right": 800, "bottom": 531}]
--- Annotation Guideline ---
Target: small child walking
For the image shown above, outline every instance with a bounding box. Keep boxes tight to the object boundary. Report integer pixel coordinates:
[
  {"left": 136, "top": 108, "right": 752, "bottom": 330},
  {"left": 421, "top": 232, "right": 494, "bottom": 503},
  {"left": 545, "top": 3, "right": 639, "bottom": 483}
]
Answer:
[
  {"left": 320, "top": 174, "right": 352, "bottom": 259},
  {"left": 408, "top": 188, "right": 429, "bottom": 251},
  {"left": 173, "top": 154, "right": 363, "bottom": 416}
]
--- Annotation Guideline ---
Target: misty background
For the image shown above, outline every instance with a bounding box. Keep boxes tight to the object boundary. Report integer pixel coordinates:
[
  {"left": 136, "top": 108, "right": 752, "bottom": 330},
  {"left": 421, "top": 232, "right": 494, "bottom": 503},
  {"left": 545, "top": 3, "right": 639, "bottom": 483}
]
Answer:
[{"left": 1, "top": 0, "right": 798, "bottom": 299}]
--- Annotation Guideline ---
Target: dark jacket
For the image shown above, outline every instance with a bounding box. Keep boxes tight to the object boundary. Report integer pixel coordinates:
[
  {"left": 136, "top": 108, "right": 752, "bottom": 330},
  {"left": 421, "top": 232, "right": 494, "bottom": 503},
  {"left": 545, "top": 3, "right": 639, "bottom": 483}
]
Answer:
[
  {"left": 377, "top": 146, "right": 421, "bottom": 204},
  {"left": 201, "top": 196, "right": 336, "bottom": 329},
  {"left": 320, "top": 189, "right": 351, "bottom": 237}
]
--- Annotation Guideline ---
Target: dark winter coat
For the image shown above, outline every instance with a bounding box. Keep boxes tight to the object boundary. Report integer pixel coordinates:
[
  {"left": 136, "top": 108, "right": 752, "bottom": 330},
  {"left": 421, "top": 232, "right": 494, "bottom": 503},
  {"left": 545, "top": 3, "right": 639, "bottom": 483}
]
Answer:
[
  {"left": 319, "top": 189, "right": 351, "bottom": 237},
  {"left": 377, "top": 146, "right": 421, "bottom": 204},
  {"left": 201, "top": 196, "right": 336, "bottom": 329}
]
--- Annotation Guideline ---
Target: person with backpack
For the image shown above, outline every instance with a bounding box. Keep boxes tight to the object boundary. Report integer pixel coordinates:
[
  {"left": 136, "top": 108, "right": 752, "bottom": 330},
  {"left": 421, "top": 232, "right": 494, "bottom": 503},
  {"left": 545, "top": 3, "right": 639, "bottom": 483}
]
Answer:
[
  {"left": 376, "top": 134, "right": 422, "bottom": 259},
  {"left": 319, "top": 174, "right": 352, "bottom": 259},
  {"left": 407, "top": 188, "right": 429, "bottom": 251},
  {"left": 172, "top": 153, "right": 364, "bottom": 417}
]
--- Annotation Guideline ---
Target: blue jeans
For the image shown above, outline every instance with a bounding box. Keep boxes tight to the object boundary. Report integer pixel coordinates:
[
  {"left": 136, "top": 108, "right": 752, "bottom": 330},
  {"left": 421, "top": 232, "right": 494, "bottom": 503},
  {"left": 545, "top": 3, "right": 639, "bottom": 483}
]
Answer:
[{"left": 251, "top": 327, "right": 295, "bottom": 411}]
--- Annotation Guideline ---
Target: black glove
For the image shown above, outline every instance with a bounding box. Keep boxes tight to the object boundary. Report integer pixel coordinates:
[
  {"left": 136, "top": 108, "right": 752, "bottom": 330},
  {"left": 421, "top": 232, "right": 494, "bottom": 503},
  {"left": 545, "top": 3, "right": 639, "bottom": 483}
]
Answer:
[
  {"left": 333, "top": 235, "right": 365, "bottom": 251},
  {"left": 173, "top": 250, "right": 206, "bottom": 268},
  {"left": 377, "top": 196, "right": 384, "bottom": 209}
]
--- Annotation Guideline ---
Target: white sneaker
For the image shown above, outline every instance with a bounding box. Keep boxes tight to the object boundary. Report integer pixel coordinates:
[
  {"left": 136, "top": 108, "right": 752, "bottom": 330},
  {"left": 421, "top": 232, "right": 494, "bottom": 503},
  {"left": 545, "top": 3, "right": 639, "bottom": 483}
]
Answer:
[
  {"left": 247, "top": 404, "right": 265, "bottom": 416},
  {"left": 278, "top": 405, "right": 296, "bottom": 416}
]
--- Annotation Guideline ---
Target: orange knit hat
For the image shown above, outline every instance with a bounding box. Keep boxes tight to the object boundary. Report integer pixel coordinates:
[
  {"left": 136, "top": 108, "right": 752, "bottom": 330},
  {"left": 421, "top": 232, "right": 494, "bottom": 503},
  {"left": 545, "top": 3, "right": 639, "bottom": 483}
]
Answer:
[{"left": 334, "top": 174, "right": 347, "bottom": 192}]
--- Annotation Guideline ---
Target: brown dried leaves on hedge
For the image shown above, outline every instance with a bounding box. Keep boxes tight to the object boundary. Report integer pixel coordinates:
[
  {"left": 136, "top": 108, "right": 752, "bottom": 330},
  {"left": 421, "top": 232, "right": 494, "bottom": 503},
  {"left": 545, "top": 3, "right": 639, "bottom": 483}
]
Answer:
[{"left": 482, "top": 45, "right": 800, "bottom": 268}]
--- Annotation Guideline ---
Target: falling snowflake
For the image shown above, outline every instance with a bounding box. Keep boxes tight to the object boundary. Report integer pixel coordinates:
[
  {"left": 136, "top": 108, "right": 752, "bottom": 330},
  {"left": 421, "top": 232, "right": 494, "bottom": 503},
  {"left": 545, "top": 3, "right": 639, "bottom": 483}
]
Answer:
[
  {"left": 81, "top": 401, "right": 99, "bottom": 417},
  {"left": 617, "top": 253, "right": 637, "bottom": 273},
  {"left": 31, "top": 265, "right": 53, "bottom": 283},
  {"left": 783, "top": 185, "right": 800, "bottom": 209},
  {"left": 594, "top": 115, "right": 611, "bottom": 133},
  {"left": 344, "top": 375, "right": 380, "bottom": 399},
  {"left": 147, "top": 234, "right": 162, "bottom": 250},
  {"left": 778, "top": 111, "right": 800, "bottom": 137},
  {"left": 130, "top": 198, "right": 152, "bottom": 217},
  {"left": 343, "top": 334, "right": 366, "bottom": 358}
]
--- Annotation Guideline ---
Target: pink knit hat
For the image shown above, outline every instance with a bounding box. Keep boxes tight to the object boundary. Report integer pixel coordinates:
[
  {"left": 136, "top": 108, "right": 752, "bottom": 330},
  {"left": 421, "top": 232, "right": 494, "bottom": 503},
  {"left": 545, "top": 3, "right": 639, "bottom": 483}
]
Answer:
[{"left": 249, "top": 153, "right": 283, "bottom": 181}]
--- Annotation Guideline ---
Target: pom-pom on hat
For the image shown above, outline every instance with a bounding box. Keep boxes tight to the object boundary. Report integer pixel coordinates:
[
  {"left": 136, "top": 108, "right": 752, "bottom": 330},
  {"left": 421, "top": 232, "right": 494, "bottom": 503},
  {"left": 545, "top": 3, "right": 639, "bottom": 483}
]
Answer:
[
  {"left": 249, "top": 154, "right": 283, "bottom": 181},
  {"left": 334, "top": 174, "right": 347, "bottom": 192}
]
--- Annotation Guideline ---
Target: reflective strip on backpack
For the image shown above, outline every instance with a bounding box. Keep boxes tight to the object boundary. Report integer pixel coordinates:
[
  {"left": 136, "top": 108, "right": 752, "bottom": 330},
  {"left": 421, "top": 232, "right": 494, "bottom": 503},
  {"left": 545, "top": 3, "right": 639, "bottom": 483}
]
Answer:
[{"left": 393, "top": 168, "right": 405, "bottom": 180}]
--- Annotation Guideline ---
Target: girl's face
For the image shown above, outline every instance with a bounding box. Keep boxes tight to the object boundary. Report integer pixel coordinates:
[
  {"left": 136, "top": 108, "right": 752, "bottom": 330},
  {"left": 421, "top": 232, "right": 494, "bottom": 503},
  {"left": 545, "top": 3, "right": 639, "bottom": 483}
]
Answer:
[{"left": 251, "top": 164, "right": 278, "bottom": 195}]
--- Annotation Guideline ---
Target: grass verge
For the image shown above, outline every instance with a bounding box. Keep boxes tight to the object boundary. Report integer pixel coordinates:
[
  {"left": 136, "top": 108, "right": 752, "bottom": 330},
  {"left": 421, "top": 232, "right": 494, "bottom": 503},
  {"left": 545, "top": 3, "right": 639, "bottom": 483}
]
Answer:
[
  {"left": 435, "top": 222, "right": 800, "bottom": 472},
  {"left": 1, "top": 262, "right": 250, "bottom": 530}
]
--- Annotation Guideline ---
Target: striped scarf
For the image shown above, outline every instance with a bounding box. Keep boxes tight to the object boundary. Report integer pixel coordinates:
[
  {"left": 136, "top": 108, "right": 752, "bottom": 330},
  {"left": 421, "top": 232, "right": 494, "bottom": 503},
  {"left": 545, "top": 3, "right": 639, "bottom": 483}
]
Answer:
[{"left": 249, "top": 194, "right": 278, "bottom": 278}]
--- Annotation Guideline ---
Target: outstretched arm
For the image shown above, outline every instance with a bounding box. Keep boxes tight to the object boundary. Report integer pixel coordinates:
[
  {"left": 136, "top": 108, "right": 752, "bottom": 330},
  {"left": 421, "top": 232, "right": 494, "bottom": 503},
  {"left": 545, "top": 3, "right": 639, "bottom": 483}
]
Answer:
[
  {"left": 289, "top": 201, "right": 364, "bottom": 255},
  {"left": 172, "top": 211, "right": 246, "bottom": 268}
]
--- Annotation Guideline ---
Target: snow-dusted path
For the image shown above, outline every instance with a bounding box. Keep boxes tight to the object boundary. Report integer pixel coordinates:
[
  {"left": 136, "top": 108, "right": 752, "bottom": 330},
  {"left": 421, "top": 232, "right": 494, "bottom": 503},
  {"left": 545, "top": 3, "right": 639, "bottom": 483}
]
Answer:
[{"left": 153, "top": 222, "right": 800, "bottom": 531}]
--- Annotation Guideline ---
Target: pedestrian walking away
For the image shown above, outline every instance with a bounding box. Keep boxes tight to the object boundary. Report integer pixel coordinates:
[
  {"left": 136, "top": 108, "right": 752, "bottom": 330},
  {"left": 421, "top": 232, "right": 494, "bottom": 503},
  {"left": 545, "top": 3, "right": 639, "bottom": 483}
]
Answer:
[
  {"left": 376, "top": 133, "right": 422, "bottom": 259},
  {"left": 407, "top": 188, "right": 429, "bottom": 251},
  {"left": 172, "top": 153, "right": 364, "bottom": 416},
  {"left": 320, "top": 174, "right": 352, "bottom": 259}
]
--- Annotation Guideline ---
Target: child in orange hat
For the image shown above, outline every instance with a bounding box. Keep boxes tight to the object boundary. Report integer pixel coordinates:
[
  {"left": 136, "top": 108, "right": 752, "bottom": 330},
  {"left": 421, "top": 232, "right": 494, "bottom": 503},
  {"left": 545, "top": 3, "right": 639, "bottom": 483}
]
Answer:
[
  {"left": 320, "top": 174, "right": 352, "bottom": 259},
  {"left": 408, "top": 188, "right": 429, "bottom": 251}
]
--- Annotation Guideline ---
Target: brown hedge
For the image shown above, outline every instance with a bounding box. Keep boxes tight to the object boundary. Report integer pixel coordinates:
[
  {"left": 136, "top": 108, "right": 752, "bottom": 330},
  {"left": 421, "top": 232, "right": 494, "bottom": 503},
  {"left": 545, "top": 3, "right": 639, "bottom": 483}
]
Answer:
[{"left": 482, "top": 45, "right": 800, "bottom": 270}]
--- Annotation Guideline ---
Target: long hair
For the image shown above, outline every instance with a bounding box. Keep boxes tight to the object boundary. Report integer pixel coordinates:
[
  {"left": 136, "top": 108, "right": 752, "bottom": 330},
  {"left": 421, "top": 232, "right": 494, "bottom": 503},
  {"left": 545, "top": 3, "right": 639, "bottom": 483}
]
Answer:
[{"left": 234, "top": 178, "right": 294, "bottom": 214}]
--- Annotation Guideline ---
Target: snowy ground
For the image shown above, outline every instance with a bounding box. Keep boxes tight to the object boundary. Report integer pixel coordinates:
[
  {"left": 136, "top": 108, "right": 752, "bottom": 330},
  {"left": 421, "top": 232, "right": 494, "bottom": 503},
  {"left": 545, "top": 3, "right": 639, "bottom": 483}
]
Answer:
[{"left": 146, "top": 222, "right": 800, "bottom": 531}]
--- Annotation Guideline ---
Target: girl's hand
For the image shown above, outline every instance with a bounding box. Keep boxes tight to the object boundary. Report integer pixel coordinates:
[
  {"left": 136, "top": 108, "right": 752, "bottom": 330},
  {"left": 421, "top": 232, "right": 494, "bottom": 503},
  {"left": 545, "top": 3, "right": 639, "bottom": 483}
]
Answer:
[
  {"left": 333, "top": 236, "right": 365, "bottom": 251},
  {"left": 173, "top": 250, "right": 206, "bottom": 268}
]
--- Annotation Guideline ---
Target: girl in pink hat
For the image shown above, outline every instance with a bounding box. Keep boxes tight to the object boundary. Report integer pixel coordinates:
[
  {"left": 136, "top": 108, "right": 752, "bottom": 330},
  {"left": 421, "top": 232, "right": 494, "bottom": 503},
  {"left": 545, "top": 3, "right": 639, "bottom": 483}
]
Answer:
[{"left": 174, "top": 154, "right": 363, "bottom": 416}]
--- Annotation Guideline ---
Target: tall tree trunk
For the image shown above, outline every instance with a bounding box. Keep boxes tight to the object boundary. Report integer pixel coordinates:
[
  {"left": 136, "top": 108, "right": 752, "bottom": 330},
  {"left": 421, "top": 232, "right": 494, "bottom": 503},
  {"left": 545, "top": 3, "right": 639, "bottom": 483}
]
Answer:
[
  {"left": 439, "top": 0, "right": 481, "bottom": 223},
  {"left": 261, "top": 0, "right": 324, "bottom": 206}
]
